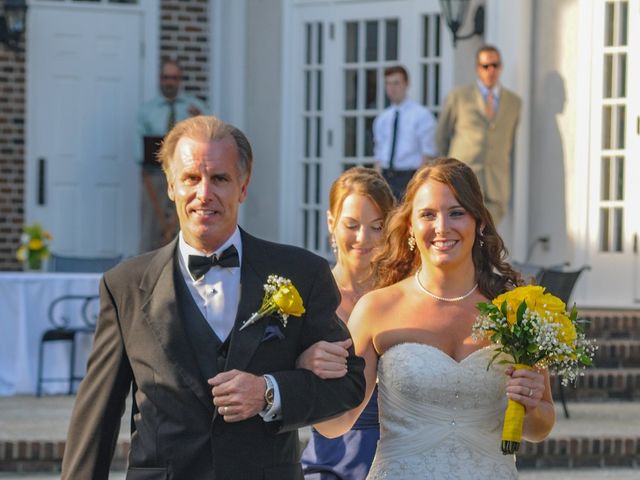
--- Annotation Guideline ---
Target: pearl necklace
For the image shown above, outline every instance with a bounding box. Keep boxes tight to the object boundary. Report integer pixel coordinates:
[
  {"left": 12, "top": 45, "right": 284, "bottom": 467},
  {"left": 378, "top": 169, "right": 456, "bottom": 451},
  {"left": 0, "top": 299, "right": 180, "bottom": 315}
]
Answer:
[{"left": 414, "top": 269, "right": 478, "bottom": 302}]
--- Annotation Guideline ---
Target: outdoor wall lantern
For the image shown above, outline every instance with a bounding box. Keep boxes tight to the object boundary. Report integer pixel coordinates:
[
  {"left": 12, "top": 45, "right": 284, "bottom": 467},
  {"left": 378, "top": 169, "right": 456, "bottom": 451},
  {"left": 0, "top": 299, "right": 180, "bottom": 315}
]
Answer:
[
  {"left": 439, "top": 0, "right": 484, "bottom": 47},
  {"left": 0, "top": 0, "right": 28, "bottom": 52}
]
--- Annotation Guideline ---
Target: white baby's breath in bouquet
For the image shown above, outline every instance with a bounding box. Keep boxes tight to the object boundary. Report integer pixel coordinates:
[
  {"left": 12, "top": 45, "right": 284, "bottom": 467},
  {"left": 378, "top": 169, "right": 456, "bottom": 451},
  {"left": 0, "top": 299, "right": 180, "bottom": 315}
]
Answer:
[{"left": 473, "top": 285, "right": 596, "bottom": 455}]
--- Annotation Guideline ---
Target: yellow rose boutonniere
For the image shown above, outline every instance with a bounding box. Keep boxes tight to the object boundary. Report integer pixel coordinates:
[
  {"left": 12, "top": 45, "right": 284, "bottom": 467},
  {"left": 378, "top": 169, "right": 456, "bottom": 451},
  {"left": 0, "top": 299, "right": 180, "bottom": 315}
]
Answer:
[{"left": 240, "top": 275, "right": 305, "bottom": 331}]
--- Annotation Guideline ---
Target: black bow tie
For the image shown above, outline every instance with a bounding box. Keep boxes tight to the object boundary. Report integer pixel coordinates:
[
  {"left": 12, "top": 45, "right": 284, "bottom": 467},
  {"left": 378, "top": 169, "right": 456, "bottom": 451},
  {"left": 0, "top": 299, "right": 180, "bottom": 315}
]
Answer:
[{"left": 188, "top": 245, "right": 240, "bottom": 280}]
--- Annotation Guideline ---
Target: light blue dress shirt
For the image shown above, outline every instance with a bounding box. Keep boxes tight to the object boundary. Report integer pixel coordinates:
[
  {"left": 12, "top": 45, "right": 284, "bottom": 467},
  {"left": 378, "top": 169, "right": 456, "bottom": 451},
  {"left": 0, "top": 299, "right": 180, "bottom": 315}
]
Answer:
[{"left": 136, "top": 93, "right": 207, "bottom": 162}]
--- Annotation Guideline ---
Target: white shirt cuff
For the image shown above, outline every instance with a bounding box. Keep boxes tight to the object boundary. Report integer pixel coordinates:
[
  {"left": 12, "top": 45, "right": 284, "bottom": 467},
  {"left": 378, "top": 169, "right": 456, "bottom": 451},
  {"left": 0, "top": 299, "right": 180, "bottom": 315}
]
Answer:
[{"left": 259, "top": 374, "right": 282, "bottom": 422}]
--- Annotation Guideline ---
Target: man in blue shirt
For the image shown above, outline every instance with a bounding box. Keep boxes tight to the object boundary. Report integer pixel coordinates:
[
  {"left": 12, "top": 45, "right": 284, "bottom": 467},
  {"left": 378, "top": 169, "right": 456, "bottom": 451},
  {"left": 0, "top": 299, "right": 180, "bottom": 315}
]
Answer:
[{"left": 137, "top": 59, "right": 207, "bottom": 252}]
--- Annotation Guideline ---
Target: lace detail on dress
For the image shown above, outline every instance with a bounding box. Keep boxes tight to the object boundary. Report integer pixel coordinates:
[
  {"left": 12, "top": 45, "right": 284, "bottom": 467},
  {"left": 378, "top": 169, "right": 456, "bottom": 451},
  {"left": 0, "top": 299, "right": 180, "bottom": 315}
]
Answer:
[{"left": 367, "top": 343, "right": 518, "bottom": 480}]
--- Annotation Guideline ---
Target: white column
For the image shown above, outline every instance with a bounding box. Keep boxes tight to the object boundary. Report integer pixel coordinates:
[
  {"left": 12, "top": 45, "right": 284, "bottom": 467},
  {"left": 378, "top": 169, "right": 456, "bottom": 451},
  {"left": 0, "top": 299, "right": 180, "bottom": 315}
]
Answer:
[{"left": 485, "top": 0, "right": 533, "bottom": 262}]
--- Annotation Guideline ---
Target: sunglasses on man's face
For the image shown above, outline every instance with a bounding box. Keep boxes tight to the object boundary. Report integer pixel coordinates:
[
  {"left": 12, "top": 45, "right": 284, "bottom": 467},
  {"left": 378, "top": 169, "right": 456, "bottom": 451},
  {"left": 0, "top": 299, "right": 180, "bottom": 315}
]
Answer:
[{"left": 479, "top": 62, "right": 501, "bottom": 70}]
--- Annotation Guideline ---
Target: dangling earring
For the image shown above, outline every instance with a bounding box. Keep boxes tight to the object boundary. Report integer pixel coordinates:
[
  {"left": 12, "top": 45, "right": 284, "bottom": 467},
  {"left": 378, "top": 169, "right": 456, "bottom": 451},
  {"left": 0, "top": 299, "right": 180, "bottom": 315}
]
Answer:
[
  {"left": 478, "top": 230, "right": 485, "bottom": 248},
  {"left": 330, "top": 235, "right": 337, "bottom": 255},
  {"left": 408, "top": 234, "right": 416, "bottom": 252}
]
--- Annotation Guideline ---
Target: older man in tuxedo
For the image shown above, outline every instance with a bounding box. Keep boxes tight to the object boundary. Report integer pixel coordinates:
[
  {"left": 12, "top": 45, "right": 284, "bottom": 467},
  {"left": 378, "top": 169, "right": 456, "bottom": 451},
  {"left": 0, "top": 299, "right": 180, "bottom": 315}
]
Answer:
[
  {"left": 61, "top": 116, "right": 366, "bottom": 480},
  {"left": 436, "top": 45, "right": 521, "bottom": 224}
]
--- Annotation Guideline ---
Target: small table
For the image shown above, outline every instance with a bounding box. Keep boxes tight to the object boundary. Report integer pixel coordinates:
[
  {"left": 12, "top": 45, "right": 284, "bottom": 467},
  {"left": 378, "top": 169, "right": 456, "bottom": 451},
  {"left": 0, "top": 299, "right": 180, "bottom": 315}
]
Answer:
[{"left": 0, "top": 272, "right": 101, "bottom": 396}]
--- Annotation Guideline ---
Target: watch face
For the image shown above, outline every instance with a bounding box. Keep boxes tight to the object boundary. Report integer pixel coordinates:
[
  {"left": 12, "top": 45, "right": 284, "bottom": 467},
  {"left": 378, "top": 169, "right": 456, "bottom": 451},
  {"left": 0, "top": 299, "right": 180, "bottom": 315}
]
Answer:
[{"left": 266, "top": 389, "right": 274, "bottom": 403}]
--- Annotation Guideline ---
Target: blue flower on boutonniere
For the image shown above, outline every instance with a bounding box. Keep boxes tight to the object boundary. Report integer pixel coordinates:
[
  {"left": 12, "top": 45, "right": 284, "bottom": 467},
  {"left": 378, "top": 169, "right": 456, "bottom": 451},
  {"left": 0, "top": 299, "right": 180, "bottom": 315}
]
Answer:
[{"left": 240, "top": 275, "right": 305, "bottom": 331}]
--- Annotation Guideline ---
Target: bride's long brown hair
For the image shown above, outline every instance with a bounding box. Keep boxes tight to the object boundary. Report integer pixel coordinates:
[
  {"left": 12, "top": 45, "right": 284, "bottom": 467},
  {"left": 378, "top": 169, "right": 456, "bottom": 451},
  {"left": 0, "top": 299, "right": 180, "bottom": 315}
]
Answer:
[{"left": 374, "top": 158, "right": 521, "bottom": 298}]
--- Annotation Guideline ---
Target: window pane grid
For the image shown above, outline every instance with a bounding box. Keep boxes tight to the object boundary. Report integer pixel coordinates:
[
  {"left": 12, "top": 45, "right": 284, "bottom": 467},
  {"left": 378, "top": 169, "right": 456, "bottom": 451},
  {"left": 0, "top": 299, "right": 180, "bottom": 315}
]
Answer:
[
  {"left": 301, "top": 22, "right": 324, "bottom": 253},
  {"left": 421, "top": 14, "right": 443, "bottom": 113},
  {"left": 342, "top": 18, "right": 399, "bottom": 169},
  {"left": 598, "top": 1, "right": 629, "bottom": 254}
]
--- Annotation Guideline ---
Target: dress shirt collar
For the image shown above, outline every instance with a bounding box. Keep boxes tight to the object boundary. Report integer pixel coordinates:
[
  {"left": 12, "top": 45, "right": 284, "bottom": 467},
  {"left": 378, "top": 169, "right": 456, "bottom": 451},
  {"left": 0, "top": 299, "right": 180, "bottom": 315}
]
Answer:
[
  {"left": 476, "top": 80, "right": 501, "bottom": 101},
  {"left": 178, "top": 227, "right": 243, "bottom": 282},
  {"left": 391, "top": 97, "right": 412, "bottom": 111}
]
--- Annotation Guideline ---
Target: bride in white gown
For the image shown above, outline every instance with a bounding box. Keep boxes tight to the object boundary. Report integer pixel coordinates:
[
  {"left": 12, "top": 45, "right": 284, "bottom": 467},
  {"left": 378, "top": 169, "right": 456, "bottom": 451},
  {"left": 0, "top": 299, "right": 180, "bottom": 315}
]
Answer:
[{"left": 311, "top": 159, "right": 556, "bottom": 479}]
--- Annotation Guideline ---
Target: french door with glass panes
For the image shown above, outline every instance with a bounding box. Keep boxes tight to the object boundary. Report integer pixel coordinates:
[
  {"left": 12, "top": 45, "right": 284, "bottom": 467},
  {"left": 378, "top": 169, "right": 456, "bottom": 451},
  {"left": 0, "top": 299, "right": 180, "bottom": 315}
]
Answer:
[
  {"left": 287, "top": 0, "right": 449, "bottom": 258},
  {"left": 585, "top": 0, "right": 640, "bottom": 306}
]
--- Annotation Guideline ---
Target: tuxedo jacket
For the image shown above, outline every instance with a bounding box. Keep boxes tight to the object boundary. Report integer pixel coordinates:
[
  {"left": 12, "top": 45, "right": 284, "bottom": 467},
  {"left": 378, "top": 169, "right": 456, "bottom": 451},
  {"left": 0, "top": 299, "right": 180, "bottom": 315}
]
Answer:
[
  {"left": 61, "top": 230, "right": 366, "bottom": 480},
  {"left": 436, "top": 84, "right": 521, "bottom": 223}
]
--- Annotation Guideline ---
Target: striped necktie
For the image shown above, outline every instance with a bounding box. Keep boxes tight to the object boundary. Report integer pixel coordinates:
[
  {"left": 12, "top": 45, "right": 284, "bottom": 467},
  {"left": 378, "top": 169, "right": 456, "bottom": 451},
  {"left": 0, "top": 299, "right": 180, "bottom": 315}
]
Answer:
[{"left": 485, "top": 91, "right": 495, "bottom": 121}]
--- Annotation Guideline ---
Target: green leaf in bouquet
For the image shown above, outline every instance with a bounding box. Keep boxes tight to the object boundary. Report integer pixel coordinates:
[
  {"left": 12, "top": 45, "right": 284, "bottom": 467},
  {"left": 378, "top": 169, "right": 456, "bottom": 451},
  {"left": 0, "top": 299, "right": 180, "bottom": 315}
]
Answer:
[
  {"left": 569, "top": 304, "right": 578, "bottom": 322},
  {"left": 527, "top": 343, "right": 538, "bottom": 353},
  {"left": 500, "top": 300, "right": 508, "bottom": 319},
  {"left": 516, "top": 301, "right": 527, "bottom": 323},
  {"left": 580, "top": 354, "right": 593, "bottom": 366},
  {"left": 486, "top": 349, "right": 503, "bottom": 370}
]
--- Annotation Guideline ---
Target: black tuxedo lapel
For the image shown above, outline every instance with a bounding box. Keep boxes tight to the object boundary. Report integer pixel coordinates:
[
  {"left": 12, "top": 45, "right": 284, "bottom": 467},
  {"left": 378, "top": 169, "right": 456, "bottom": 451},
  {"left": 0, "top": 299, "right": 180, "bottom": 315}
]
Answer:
[
  {"left": 224, "top": 230, "right": 272, "bottom": 373},
  {"left": 139, "top": 239, "right": 213, "bottom": 412}
]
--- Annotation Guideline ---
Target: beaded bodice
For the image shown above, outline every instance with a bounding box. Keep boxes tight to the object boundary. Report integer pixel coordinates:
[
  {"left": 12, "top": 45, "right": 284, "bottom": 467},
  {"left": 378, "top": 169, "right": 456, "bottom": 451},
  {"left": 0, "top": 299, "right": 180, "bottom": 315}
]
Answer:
[{"left": 367, "top": 343, "right": 518, "bottom": 479}]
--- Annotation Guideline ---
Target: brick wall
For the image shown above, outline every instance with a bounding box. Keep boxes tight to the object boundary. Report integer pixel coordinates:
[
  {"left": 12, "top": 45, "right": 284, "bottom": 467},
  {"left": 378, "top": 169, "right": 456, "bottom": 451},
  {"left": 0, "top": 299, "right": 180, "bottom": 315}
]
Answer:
[
  {"left": 0, "top": 0, "right": 210, "bottom": 269},
  {"left": 160, "top": 0, "right": 210, "bottom": 105},
  {"left": 0, "top": 48, "right": 25, "bottom": 271}
]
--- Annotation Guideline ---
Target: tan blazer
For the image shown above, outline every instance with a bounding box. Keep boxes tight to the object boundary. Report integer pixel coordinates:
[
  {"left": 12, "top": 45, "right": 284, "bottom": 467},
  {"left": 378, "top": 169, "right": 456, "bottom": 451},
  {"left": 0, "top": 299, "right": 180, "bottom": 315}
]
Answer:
[{"left": 436, "top": 84, "right": 521, "bottom": 223}]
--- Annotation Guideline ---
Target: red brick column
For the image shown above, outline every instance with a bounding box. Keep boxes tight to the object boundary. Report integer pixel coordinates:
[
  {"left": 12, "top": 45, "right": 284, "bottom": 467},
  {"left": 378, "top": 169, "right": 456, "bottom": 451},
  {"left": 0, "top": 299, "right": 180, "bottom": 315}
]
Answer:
[
  {"left": 0, "top": 48, "right": 25, "bottom": 271},
  {"left": 160, "top": 0, "right": 210, "bottom": 105}
]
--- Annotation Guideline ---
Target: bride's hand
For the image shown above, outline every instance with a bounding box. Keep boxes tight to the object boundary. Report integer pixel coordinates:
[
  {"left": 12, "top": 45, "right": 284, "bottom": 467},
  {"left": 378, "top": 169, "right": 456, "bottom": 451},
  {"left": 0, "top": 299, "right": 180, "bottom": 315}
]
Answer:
[
  {"left": 295, "top": 339, "right": 352, "bottom": 379},
  {"left": 505, "top": 366, "right": 546, "bottom": 413}
]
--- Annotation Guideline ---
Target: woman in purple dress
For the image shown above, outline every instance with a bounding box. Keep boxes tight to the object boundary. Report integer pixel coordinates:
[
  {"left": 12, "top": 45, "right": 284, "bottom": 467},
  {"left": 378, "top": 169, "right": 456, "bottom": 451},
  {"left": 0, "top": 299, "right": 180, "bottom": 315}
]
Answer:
[{"left": 297, "top": 167, "right": 395, "bottom": 480}]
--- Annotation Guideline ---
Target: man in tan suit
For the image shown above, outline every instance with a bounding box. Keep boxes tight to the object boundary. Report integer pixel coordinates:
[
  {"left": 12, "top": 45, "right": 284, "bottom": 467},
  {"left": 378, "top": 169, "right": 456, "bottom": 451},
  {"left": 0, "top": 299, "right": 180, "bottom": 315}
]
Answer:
[{"left": 436, "top": 45, "right": 521, "bottom": 224}]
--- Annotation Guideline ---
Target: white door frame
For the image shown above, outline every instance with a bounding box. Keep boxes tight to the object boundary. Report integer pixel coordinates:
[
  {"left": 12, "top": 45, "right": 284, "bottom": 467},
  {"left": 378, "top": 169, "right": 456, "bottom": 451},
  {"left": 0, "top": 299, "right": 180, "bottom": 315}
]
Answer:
[{"left": 577, "top": 0, "right": 640, "bottom": 307}]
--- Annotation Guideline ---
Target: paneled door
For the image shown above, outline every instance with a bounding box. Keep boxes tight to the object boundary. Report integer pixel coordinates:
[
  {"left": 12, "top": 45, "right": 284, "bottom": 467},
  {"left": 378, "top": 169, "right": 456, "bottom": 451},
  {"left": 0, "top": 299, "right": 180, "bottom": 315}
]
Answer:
[
  {"left": 25, "top": 2, "right": 143, "bottom": 257},
  {"left": 286, "top": 0, "right": 448, "bottom": 257},
  {"left": 584, "top": 0, "right": 640, "bottom": 306}
]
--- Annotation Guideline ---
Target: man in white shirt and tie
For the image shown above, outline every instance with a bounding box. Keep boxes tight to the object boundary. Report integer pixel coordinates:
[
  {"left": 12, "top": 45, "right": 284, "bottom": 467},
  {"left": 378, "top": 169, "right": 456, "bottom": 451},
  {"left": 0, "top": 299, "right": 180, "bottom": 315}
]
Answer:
[{"left": 373, "top": 65, "right": 438, "bottom": 200}]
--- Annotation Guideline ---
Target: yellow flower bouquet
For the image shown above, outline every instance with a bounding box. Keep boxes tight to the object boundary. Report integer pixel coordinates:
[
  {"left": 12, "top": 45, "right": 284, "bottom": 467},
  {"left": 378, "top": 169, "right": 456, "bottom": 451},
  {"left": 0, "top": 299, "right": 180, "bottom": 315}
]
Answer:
[
  {"left": 16, "top": 223, "right": 52, "bottom": 271},
  {"left": 472, "top": 285, "right": 595, "bottom": 454},
  {"left": 240, "top": 274, "right": 305, "bottom": 331}
]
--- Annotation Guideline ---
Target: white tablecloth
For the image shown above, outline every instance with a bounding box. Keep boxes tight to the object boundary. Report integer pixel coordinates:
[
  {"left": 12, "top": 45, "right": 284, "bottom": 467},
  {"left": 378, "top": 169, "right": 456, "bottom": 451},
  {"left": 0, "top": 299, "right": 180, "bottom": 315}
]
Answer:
[{"left": 0, "top": 272, "right": 101, "bottom": 395}]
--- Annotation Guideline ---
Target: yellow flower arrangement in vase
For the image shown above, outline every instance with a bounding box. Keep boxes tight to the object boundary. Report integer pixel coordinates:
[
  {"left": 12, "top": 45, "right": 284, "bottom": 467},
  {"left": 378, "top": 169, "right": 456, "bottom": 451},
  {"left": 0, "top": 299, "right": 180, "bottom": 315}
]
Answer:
[
  {"left": 16, "top": 223, "right": 52, "bottom": 271},
  {"left": 472, "top": 285, "right": 596, "bottom": 455}
]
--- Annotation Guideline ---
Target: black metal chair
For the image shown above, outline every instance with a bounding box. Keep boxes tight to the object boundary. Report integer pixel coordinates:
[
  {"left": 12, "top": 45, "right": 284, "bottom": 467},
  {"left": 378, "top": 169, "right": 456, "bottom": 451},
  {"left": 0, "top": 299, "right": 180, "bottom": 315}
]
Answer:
[
  {"left": 537, "top": 265, "right": 590, "bottom": 418},
  {"left": 48, "top": 253, "right": 122, "bottom": 273},
  {"left": 36, "top": 294, "right": 100, "bottom": 396}
]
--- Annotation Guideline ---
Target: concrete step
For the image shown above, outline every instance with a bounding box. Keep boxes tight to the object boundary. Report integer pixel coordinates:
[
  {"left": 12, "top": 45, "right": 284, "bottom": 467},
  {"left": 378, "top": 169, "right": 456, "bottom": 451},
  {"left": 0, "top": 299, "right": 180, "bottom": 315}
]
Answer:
[
  {"left": 581, "top": 310, "right": 640, "bottom": 339},
  {"left": 1, "top": 397, "right": 637, "bottom": 473},
  {"left": 593, "top": 338, "right": 640, "bottom": 368},
  {"left": 552, "top": 368, "right": 640, "bottom": 401},
  {"left": 517, "top": 402, "right": 640, "bottom": 469}
]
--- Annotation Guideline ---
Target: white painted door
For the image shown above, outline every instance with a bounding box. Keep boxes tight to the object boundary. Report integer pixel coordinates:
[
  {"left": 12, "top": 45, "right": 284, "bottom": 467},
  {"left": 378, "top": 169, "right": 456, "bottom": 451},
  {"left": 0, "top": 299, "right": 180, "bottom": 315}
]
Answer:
[
  {"left": 584, "top": 0, "right": 640, "bottom": 306},
  {"left": 285, "top": 0, "right": 449, "bottom": 257},
  {"left": 25, "top": 2, "right": 143, "bottom": 258}
]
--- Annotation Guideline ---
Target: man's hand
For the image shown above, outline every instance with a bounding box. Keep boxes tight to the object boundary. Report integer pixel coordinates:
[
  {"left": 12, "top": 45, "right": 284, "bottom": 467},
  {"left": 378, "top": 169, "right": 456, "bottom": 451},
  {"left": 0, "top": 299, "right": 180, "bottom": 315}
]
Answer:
[
  {"left": 208, "top": 370, "right": 266, "bottom": 422},
  {"left": 188, "top": 104, "right": 202, "bottom": 116},
  {"left": 296, "top": 339, "right": 351, "bottom": 379}
]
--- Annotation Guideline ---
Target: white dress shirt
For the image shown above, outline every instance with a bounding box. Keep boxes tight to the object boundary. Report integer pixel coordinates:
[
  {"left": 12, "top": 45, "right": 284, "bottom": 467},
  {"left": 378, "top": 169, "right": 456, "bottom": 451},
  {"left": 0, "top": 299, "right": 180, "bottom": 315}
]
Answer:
[
  {"left": 373, "top": 98, "right": 438, "bottom": 170},
  {"left": 177, "top": 228, "right": 242, "bottom": 341},
  {"left": 177, "top": 227, "right": 282, "bottom": 421}
]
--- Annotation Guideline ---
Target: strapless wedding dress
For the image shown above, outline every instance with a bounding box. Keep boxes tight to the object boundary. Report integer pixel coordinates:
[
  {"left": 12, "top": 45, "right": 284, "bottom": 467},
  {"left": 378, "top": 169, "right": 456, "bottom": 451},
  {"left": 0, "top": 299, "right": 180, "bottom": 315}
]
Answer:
[{"left": 367, "top": 343, "right": 518, "bottom": 479}]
